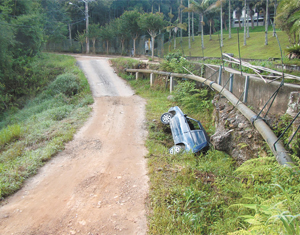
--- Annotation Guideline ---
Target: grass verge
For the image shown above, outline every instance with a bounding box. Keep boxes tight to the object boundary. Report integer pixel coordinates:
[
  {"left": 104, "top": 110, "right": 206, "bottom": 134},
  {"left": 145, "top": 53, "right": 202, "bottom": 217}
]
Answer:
[
  {"left": 0, "top": 53, "right": 93, "bottom": 199},
  {"left": 165, "top": 27, "right": 291, "bottom": 60},
  {"left": 112, "top": 57, "right": 300, "bottom": 234}
]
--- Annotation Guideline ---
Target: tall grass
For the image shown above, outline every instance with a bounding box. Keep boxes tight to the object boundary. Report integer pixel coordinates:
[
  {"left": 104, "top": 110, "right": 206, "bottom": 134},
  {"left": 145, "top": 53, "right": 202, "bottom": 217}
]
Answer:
[
  {"left": 0, "top": 53, "right": 93, "bottom": 199},
  {"left": 0, "top": 124, "right": 22, "bottom": 148}
]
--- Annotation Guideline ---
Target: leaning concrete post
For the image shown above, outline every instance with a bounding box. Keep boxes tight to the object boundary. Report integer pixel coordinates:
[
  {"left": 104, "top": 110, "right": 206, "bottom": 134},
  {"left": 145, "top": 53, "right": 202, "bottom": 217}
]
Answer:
[
  {"left": 150, "top": 73, "right": 154, "bottom": 86},
  {"left": 218, "top": 65, "right": 222, "bottom": 85},
  {"left": 136, "top": 72, "right": 139, "bottom": 80},
  {"left": 170, "top": 76, "right": 174, "bottom": 93},
  {"left": 243, "top": 75, "right": 250, "bottom": 103},
  {"left": 229, "top": 73, "right": 233, "bottom": 92}
]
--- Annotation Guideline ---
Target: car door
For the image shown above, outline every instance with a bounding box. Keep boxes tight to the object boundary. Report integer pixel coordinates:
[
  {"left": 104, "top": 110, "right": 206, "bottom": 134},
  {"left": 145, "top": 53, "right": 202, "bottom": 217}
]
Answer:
[{"left": 187, "top": 117, "right": 208, "bottom": 151}]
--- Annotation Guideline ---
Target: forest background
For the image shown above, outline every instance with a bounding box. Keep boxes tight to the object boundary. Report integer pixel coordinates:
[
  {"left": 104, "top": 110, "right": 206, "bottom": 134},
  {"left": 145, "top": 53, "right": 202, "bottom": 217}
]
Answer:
[{"left": 0, "top": 0, "right": 299, "bottom": 112}]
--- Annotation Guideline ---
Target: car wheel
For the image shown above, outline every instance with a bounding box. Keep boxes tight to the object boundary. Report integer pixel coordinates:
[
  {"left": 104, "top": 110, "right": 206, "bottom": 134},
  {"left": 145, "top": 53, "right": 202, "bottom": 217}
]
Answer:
[
  {"left": 160, "top": 112, "right": 173, "bottom": 125},
  {"left": 169, "top": 145, "right": 183, "bottom": 154}
]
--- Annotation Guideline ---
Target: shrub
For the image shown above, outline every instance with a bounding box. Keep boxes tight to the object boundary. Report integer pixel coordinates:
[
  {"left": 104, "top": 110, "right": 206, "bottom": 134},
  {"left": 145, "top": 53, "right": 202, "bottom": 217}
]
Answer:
[
  {"left": 47, "top": 73, "right": 80, "bottom": 97},
  {"left": 160, "top": 52, "right": 195, "bottom": 74},
  {"left": 285, "top": 44, "right": 300, "bottom": 59},
  {"left": 0, "top": 124, "right": 22, "bottom": 148}
]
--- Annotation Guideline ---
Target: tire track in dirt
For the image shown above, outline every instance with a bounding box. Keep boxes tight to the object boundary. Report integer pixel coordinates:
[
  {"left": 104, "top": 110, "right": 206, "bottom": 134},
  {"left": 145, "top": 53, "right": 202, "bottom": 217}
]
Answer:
[{"left": 0, "top": 56, "right": 149, "bottom": 235}]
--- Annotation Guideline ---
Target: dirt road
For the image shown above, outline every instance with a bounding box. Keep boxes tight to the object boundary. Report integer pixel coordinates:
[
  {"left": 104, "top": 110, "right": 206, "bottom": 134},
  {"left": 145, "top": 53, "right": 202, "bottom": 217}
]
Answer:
[{"left": 0, "top": 56, "right": 149, "bottom": 234}]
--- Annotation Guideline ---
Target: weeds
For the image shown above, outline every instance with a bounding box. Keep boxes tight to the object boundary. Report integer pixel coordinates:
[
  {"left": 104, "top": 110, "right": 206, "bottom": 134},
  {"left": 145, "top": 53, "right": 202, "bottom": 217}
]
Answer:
[
  {"left": 0, "top": 53, "right": 92, "bottom": 199},
  {"left": 114, "top": 56, "right": 300, "bottom": 234}
]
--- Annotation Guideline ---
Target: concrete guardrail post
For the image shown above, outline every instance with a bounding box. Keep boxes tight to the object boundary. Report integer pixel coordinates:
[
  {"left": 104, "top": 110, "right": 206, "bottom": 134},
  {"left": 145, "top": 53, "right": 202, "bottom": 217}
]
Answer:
[
  {"left": 229, "top": 73, "right": 233, "bottom": 92},
  {"left": 136, "top": 72, "right": 139, "bottom": 80},
  {"left": 218, "top": 65, "right": 222, "bottom": 85},
  {"left": 170, "top": 76, "right": 174, "bottom": 93},
  {"left": 150, "top": 73, "right": 154, "bottom": 86},
  {"left": 243, "top": 75, "right": 250, "bottom": 103}
]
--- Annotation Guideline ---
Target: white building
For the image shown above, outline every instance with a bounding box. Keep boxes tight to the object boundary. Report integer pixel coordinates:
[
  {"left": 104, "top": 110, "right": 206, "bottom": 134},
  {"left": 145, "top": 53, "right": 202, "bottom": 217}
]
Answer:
[{"left": 232, "top": 9, "right": 265, "bottom": 28}]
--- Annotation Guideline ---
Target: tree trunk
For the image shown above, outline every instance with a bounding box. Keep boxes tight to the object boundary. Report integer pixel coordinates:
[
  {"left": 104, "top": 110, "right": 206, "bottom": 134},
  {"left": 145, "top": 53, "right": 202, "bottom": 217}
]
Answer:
[
  {"left": 209, "top": 20, "right": 212, "bottom": 41},
  {"left": 188, "top": 0, "right": 191, "bottom": 52},
  {"left": 229, "top": 0, "right": 231, "bottom": 39},
  {"left": 133, "top": 37, "right": 136, "bottom": 56},
  {"left": 106, "top": 40, "right": 109, "bottom": 55},
  {"left": 244, "top": 0, "right": 247, "bottom": 46},
  {"left": 174, "top": 31, "right": 176, "bottom": 49},
  {"left": 180, "top": 0, "right": 182, "bottom": 42},
  {"left": 220, "top": 2, "right": 223, "bottom": 47},
  {"left": 121, "top": 39, "right": 125, "bottom": 53},
  {"left": 151, "top": 36, "right": 155, "bottom": 59},
  {"left": 246, "top": 6, "right": 250, "bottom": 38},
  {"left": 192, "top": 12, "right": 194, "bottom": 42},
  {"left": 250, "top": 13, "right": 254, "bottom": 29},
  {"left": 273, "top": 0, "right": 277, "bottom": 37},
  {"left": 265, "top": 0, "right": 269, "bottom": 45},
  {"left": 69, "top": 24, "right": 72, "bottom": 46},
  {"left": 201, "top": 14, "right": 204, "bottom": 48},
  {"left": 92, "top": 38, "right": 96, "bottom": 54},
  {"left": 238, "top": 16, "right": 241, "bottom": 29}
]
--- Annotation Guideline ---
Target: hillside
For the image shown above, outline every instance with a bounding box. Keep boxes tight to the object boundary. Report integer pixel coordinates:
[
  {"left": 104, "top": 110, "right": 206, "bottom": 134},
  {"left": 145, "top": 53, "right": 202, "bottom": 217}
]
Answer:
[{"left": 164, "top": 27, "right": 291, "bottom": 60}]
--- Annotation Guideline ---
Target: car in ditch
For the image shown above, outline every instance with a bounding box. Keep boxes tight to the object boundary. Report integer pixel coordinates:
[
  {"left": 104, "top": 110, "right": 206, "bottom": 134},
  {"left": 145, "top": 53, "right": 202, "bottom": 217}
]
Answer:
[{"left": 160, "top": 106, "right": 209, "bottom": 154}]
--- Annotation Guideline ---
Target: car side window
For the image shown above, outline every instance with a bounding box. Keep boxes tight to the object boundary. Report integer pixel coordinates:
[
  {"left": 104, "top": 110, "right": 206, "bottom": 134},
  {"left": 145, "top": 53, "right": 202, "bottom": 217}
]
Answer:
[{"left": 187, "top": 118, "right": 201, "bottom": 131}]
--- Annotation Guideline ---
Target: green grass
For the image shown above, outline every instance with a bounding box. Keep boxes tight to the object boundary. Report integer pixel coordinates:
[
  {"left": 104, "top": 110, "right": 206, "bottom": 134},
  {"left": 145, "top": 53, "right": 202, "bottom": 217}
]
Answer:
[
  {"left": 165, "top": 26, "right": 291, "bottom": 60},
  {"left": 0, "top": 53, "right": 93, "bottom": 199},
  {"left": 112, "top": 57, "right": 300, "bottom": 234}
]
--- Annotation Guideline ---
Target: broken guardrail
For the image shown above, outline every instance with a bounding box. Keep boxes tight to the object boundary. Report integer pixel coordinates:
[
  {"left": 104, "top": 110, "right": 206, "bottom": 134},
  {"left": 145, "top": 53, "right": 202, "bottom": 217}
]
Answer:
[{"left": 125, "top": 68, "right": 294, "bottom": 167}]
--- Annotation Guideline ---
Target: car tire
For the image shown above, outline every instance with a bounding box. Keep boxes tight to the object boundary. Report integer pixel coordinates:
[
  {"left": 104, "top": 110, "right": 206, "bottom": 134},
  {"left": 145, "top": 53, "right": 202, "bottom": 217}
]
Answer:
[
  {"left": 169, "top": 145, "right": 183, "bottom": 155},
  {"left": 160, "top": 112, "right": 173, "bottom": 125}
]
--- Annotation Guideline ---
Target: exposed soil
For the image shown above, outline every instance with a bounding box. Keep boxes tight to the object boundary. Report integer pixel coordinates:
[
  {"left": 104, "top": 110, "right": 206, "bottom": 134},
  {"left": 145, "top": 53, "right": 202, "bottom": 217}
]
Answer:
[{"left": 0, "top": 56, "right": 149, "bottom": 235}]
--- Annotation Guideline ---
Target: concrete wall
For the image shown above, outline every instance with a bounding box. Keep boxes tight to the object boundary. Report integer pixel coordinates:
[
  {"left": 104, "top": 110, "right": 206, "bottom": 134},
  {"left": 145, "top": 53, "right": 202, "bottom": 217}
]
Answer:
[{"left": 202, "top": 64, "right": 300, "bottom": 115}]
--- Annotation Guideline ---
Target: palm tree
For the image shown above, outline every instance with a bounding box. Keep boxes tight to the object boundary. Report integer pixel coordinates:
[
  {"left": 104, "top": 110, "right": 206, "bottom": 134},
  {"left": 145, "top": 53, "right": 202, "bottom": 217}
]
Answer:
[
  {"left": 244, "top": 0, "right": 247, "bottom": 45},
  {"left": 272, "top": 0, "right": 278, "bottom": 37},
  {"left": 265, "top": 0, "right": 269, "bottom": 45},
  {"left": 276, "top": 0, "right": 300, "bottom": 44},
  {"left": 235, "top": 7, "right": 242, "bottom": 29},
  {"left": 229, "top": 0, "right": 232, "bottom": 39},
  {"left": 249, "top": 3, "right": 255, "bottom": 29},
  {"left": 206, "top": 0, "right": 226, "bottom": 47},
  {"left": 166, "top": 19, "right": 187, "bottom": 49},
  {"left": 188, "top": 0, "right": 209, "bottom": 50}
]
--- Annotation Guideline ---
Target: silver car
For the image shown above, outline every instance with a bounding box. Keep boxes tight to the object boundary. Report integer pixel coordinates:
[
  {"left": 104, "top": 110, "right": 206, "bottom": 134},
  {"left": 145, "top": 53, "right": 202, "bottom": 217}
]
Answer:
[{"left": 161, "top": 106, "right": 209, "bottom": 154}]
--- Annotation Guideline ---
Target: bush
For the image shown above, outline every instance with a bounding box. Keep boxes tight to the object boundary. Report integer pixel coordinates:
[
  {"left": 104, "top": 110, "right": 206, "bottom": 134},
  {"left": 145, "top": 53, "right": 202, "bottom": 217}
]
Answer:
[
  {"left": 285, "top": 44, "right": 300, "bottom": 59},
  {"left": 47, "top": 73, "right": 80, "bottom": 97},
  {"left": 164, "top": 50, "right": 184, "bottom": 62},
  {"left": 0, "top": 124, "right": 22, "bottom": 148},
  {"left": 160, "top": 52, "right": 195, "bottom": 74}
]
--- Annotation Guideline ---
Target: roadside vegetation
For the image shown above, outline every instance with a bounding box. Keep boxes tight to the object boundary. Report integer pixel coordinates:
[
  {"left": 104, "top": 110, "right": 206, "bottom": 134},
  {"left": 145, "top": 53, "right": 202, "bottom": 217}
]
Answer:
[
  {"left": 0, "top": 53, "right": 93, "bottom": 199},
  {"left": 112, "top": 56, "right": 300, "bottom": 234}
]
